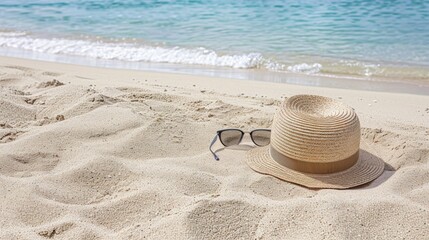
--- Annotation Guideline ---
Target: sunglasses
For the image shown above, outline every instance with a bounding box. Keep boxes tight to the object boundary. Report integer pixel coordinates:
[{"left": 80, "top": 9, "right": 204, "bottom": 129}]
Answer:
[{"left": 209, "top": 128, "right": 271, "bottom": 160}]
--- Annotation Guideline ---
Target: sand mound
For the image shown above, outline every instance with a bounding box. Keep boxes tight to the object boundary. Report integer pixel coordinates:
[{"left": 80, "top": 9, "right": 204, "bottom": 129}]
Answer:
[
  {"left": 35, "top": 158, "right": 138, "bottom": 205},
  {"left": 37, "top": 79, "right": 64, "bottom": 88}
]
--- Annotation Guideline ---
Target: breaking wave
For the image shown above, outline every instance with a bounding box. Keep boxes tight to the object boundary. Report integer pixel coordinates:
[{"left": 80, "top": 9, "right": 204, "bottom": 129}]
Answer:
[{"left": 0, "top": 32, "right": 275, "bottom": 69}]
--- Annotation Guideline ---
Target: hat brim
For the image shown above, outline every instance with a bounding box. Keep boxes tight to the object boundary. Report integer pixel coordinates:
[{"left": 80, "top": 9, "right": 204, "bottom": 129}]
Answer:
[{"left": 246, "top": 146, "right": 385, "bottom": 189}]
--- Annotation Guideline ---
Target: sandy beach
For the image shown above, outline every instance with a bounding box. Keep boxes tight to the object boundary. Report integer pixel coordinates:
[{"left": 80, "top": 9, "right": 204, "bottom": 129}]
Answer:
[{"left": 0, "top": 56, "right": 428, "bottom": 239}]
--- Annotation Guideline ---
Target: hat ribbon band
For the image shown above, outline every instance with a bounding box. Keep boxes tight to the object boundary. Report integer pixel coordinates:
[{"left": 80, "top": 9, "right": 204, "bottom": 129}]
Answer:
[{"left": 269, "top": 146, "right": 359, "bottom": 174}]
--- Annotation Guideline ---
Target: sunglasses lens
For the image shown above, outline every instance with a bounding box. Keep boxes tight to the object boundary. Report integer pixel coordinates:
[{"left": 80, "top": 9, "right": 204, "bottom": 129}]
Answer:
[
  {"left": 219, "top": 130, "right": 243, "bottom": 146},
  {"left": 251, "top": 130, "right": 271, "bottom": 146}
]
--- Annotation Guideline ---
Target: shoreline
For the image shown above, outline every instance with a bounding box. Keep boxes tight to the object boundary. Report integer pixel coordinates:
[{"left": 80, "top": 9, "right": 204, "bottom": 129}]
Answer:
[{"left": 1, "top": 51, "right": 429, "bottom": 96}]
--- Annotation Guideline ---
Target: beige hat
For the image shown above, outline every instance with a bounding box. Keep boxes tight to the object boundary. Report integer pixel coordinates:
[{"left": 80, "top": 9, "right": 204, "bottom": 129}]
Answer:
[{"left": 246, "top": 95, "right": 385, "bottom": 189}]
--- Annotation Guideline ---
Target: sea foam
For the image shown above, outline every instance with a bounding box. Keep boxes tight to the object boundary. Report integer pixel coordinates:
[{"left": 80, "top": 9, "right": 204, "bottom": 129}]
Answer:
[
  {"left": 0, "top": 32, "right": 327, "bottom": 75},
  {"left": 287, "top": 63, "right": 322, "bottom": 74},
  {"left": 0, "top": 34, "right": 271, "bottom": 69}
]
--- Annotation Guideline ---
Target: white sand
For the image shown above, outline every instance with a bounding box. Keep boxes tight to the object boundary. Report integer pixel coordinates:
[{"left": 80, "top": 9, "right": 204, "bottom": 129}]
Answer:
[{"left": 0, "top": 56, "right": 428, "bottom": 239}]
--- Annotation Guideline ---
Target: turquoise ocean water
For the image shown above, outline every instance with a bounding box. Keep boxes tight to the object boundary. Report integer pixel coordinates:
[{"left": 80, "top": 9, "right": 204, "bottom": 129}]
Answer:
[{"left": 1, "top": 0, "right": 429, "bottom": 84}]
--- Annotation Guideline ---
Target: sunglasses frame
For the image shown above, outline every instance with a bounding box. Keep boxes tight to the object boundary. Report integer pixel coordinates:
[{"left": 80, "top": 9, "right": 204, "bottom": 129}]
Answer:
[{"left": 209, "top": 128, "right": 271, "bottom": 160}]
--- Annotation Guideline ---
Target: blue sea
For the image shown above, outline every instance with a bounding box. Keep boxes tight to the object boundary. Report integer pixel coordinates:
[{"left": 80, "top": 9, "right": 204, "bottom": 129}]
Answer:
[{"left": 1, "top": 0, "right": 429, "bottom": 84}]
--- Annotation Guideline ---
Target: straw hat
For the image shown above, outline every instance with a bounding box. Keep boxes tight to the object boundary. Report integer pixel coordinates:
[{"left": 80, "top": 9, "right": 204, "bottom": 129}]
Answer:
[{"left": 246, "top": 95, "right": 385, "bottom": 189}]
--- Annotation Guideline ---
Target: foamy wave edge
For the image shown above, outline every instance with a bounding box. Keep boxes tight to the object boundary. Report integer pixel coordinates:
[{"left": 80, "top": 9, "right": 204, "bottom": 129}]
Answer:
[
  {"left": 0, "top": 33, "right": 264, "bottom": 69},
  {"left": 4, "top": 32, "right": 426, "bottom": 81}
]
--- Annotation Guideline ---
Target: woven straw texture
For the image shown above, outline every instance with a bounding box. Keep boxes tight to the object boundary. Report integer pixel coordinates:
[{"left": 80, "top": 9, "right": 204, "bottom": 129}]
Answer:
[
  {"left": 272, "top": 95, "right": 360, "bottom": 163},
  {"left": 246, "top": 95, "right": 385, "bottom": 189}
]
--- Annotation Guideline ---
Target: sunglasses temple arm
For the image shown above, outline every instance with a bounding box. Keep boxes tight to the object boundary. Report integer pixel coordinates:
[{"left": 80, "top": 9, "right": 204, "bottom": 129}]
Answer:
[{"left": 209, "top": 135, "right": 220, "bottom": 160}]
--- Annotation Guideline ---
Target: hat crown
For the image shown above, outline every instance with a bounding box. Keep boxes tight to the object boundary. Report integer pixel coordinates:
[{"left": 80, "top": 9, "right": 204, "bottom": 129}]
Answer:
[{"left": 271, "top": 95, "right": 360, "bottom": 167}]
